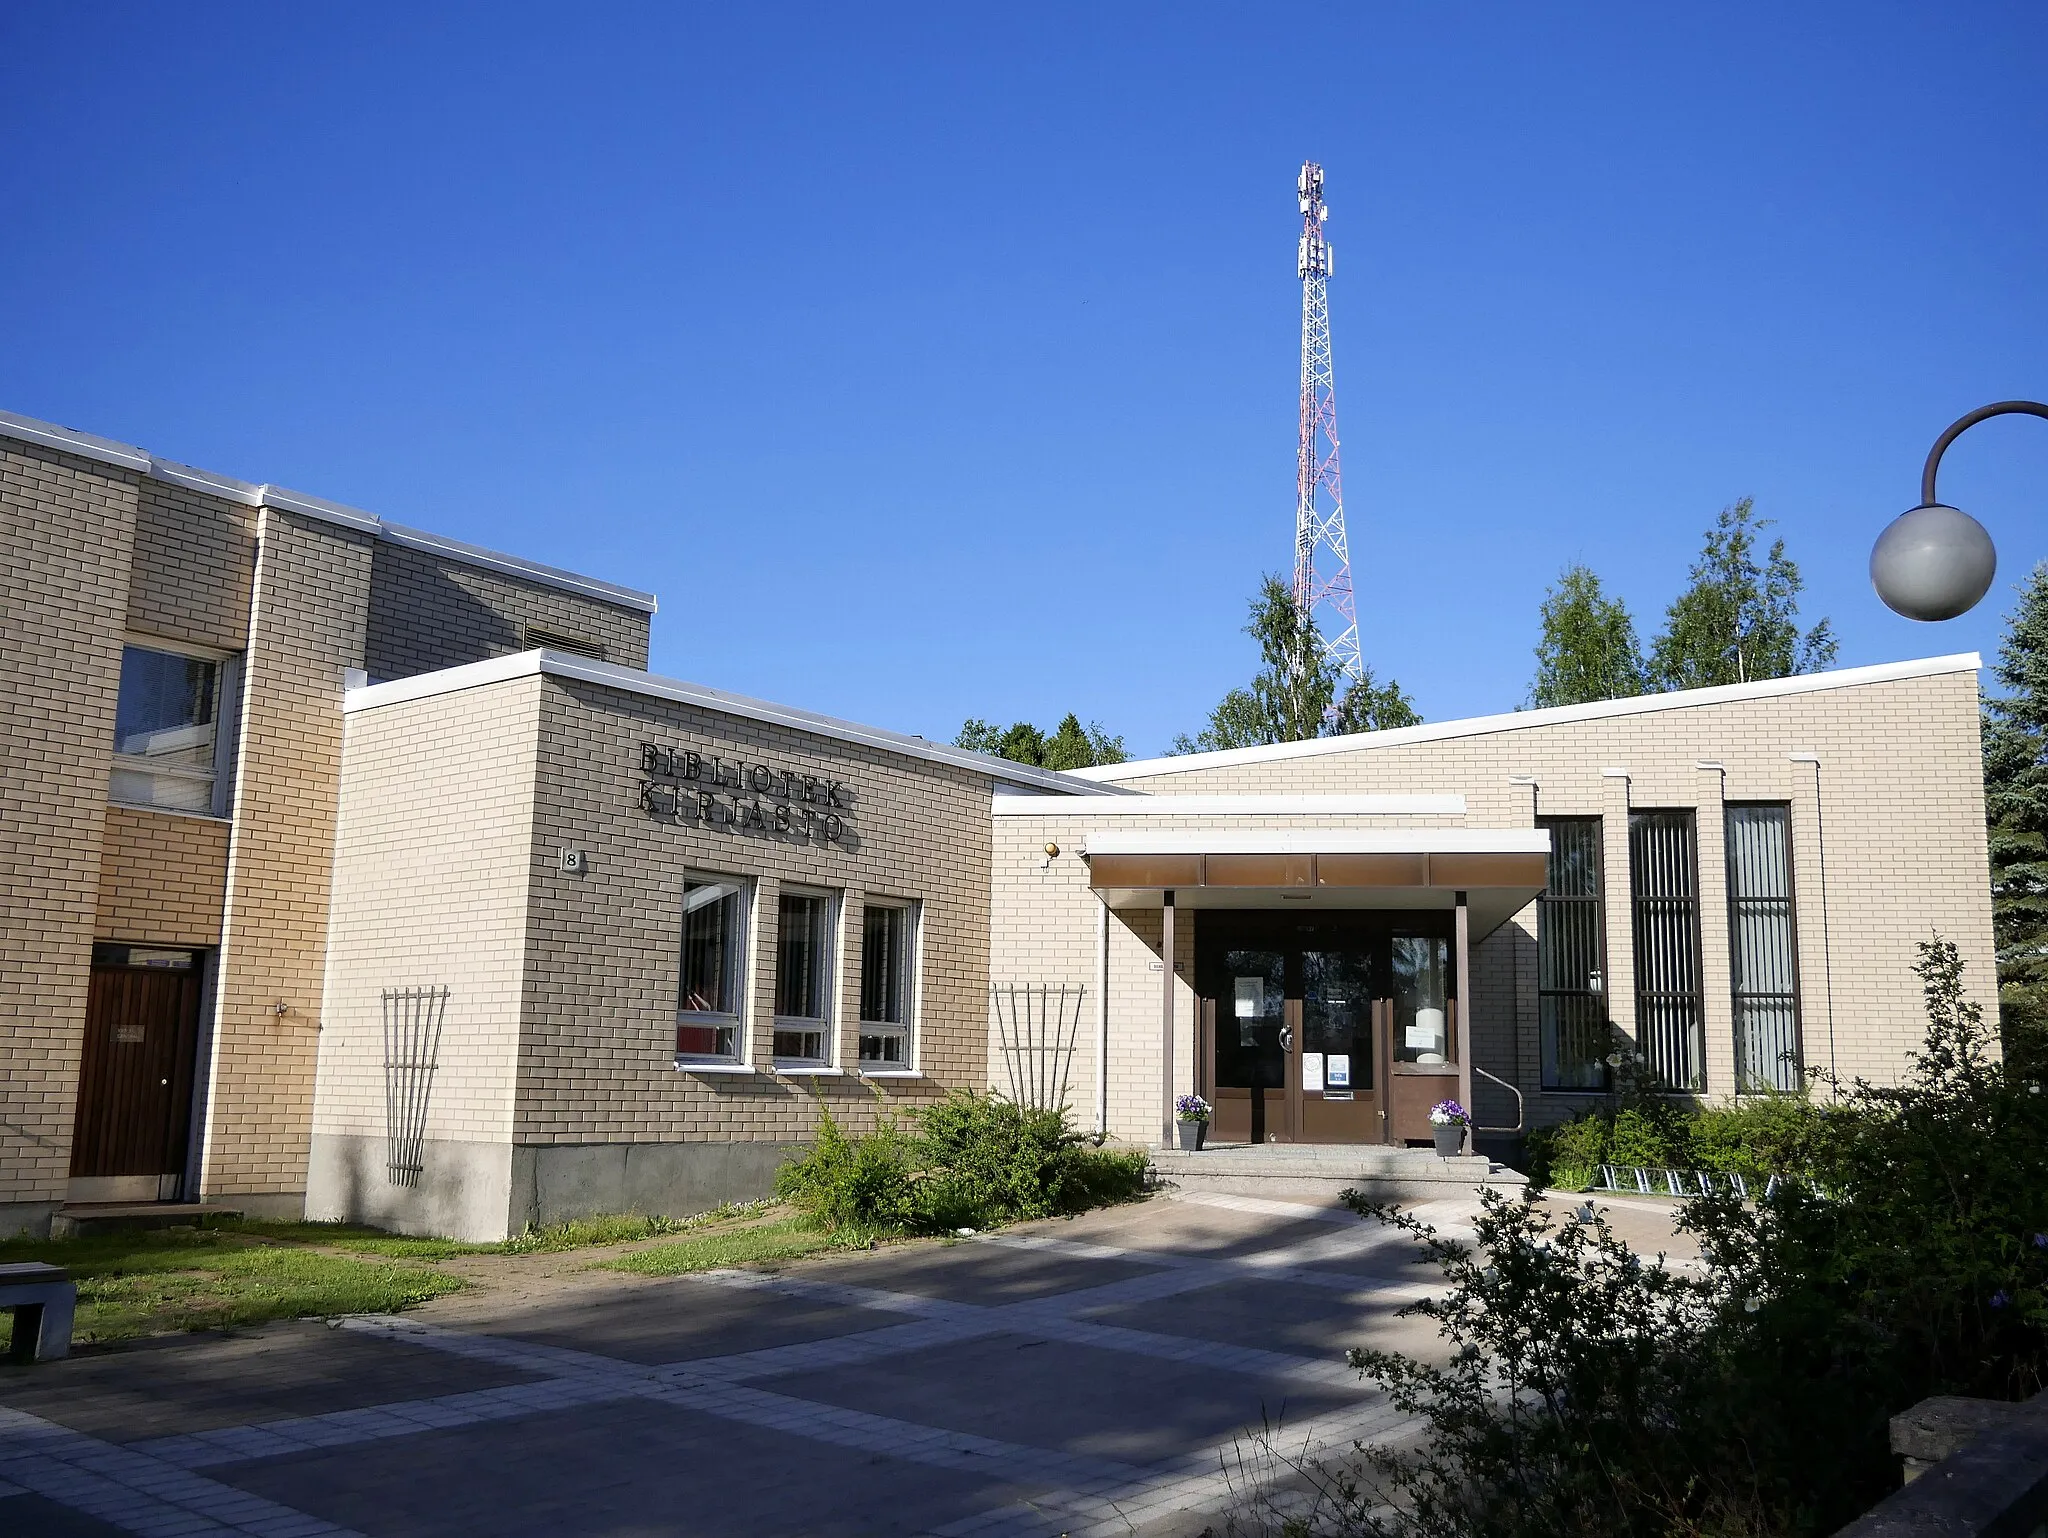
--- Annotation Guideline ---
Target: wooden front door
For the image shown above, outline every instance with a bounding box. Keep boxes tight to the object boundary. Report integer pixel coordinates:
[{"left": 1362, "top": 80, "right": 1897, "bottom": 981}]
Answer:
[{"left": 71, "top": 950, "right": 202, "bottom": 1194}]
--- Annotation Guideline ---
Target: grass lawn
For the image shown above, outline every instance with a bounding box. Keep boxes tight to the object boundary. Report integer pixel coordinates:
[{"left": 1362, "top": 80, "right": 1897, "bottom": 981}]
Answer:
[
  {"left": 0, "top": 1225, "right": 467, "bottom": 1348},
  {"left": 597, "top": 1216, "right": 868, "bottom": 1276},
  {"left": 0, "top": 1201, "right": 800, "bottom": 1349}
]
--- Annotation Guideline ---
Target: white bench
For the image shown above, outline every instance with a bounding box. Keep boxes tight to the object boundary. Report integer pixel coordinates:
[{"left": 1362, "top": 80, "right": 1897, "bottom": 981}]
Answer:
[{"left": 0, "top": 1262, "right": 76, "bottom": 1363}]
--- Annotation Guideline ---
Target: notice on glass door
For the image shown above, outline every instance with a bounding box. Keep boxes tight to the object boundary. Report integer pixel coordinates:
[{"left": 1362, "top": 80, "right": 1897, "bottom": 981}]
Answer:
[
  {"left": 1326, "top": 1054, "right": 1351, "bottom": 1089},
  {"left": 1234, "top": 978, "right": 1264, "bottom": 1017},
  {"left": 1301, "top": 1052, "right": 1324, "bottom": 1092}
]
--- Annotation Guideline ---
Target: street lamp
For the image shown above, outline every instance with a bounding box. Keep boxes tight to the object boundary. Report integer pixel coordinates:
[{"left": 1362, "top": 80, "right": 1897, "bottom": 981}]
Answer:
[{"left": 1871, "top": 400, "right": 2047, "bottom": 621}]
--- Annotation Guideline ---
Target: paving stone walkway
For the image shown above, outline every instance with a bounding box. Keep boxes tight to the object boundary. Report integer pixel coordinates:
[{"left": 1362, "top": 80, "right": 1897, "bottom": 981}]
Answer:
[{"left": 0, "top": 1190, "right": 1585, "bottom": 1537}]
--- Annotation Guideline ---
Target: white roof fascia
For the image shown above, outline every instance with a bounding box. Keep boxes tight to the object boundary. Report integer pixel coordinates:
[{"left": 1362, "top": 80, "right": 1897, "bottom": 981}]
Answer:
[
  {"left": 345, "top": 650, "right": 1133, "bottom": 797},
  {"left": 1083, "top": 828, "right": 1550, "bottom": 856},
  {"left": 147, "top": 458, "right": 264, "bottom": 505},
  {"left": 256, "top": 484, "right": 383, "bottom": 534},
  {"left": 345, "top": 650, "right": 546, "bottom": 712},
  {"left": 0, "top": 406, "right": 655, "bottom": 611},
  {"left": 0, "top": 407, "right": 152, "bottom": 472},
  {"left": 1077, "top": 653, "right": 1985, "bottom": 781},
  {"left": 991, "top": 792, "right": 1466, "bottom": 817},
  {"left": 380, "top": 522, "right": 659, "bottom": 614}
]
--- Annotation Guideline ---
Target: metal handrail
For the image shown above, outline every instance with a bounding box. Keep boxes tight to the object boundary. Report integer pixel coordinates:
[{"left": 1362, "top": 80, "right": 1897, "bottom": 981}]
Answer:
[{"left": 1473, "top": 1064, "right": 1524, "bottom": 1134}]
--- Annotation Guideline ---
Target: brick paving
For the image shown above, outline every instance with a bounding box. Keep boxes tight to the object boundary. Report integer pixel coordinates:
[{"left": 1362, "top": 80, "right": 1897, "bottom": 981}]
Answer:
[{"left": 0, "top": 1191, "right": 1609, "bottom": 1538}]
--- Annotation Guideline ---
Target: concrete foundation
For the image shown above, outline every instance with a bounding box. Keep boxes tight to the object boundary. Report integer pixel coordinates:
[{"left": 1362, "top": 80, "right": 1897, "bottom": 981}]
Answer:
[
  {"left": 306, "top": 1133, "right": 804, "bottom": 1242},
  {"left": 509, "top": 1140, "right": 804, "bottom": 1233},
  {"left": 0, "top": 1201, "right": 62, "bottom": 1239}
]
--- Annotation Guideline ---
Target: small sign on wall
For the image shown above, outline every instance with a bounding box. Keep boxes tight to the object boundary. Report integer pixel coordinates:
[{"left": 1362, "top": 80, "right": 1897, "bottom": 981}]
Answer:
[
  {"left": 1326, "top": 1054, "right": 1351, "bottom": 1089},
  {"left": 1302, "top": 1052, "right": 1324, "bottom": 1092}
]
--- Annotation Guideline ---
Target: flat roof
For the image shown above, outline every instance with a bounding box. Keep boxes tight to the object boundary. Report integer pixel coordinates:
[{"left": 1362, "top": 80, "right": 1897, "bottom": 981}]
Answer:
[
  {"left": 992, "top": 792, "right": 1466, "bottom": 817},
  {"left": 1083, "top": 828, "right": 1549, "bottom": 856},
  {"left": 0, "top": 406, "right": 658, "bottom": 615},
  {"left": 344, "top": 649, "right": 1133, "bottom": 797},
  {"left": 1073, "top": 652, "right": 1983, "bottom": 780}
]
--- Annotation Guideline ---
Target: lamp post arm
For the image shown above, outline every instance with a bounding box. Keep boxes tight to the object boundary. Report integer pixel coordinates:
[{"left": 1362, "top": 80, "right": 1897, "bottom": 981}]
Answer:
[{"left": 1921, "top": 401, "right": 2048, "bottom": 507}]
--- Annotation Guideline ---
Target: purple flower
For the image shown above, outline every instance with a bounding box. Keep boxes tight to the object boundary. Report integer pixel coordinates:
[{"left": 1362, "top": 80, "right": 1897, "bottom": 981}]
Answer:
[
  {"left": 1989, "top": 1290, "right": 2011, "bottom": 1309},
  {"left": 2032, "top": 1233, "right": 2047, "bottom": 1250}
]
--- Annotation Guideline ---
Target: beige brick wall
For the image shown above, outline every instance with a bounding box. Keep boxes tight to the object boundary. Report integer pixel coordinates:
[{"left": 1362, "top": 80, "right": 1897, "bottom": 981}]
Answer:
[
  {"left": 0, "top": 443, "right": 140, "bottom": 1212},
  {"left": 95, "top": 808, "right": 231, "bottom": 948},
  {"left": 314, "top": 675, "right": 544, "bottom": 1147},
  {"left": 509, "top": 675, "right": 995, "bottom": 1145},
  {"left": 363, "top": 541, "right": 650, "bottom": 682},
  {"left": 127, "top": 481, "right": 257, "bottom": 651},
  {"left": 1063, "top": 668, "right": 1994, "bottom": 1125},
  {"left": 203, "top": 508, "right": 377, "bottom": 1202}
]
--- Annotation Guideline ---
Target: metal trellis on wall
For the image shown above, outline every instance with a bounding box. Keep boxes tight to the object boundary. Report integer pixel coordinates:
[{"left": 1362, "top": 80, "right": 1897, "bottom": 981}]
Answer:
[
  {"left": 991, "top": 983, "right": 1086, "bottom": 1114},
  {"left": 382, "top": 986, "right": 448, "bottom": 1188}
]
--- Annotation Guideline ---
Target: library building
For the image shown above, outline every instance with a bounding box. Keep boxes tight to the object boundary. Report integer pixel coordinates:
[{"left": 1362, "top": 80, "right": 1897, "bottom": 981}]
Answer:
[{"left": 1, "top": 407, "right": 1998, "bottom": 1239}]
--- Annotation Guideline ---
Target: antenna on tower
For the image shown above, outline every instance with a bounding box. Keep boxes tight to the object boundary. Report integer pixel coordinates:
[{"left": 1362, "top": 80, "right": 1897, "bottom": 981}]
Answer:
[{"left": 1293, "top": 161, "right": 1361, "bottom": 689}]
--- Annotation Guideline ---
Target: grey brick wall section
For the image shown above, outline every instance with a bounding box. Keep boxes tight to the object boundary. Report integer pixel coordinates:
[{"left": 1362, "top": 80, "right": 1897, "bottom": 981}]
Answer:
[{"left": 364, "top": 541, "right": 651, "bottom": 682}]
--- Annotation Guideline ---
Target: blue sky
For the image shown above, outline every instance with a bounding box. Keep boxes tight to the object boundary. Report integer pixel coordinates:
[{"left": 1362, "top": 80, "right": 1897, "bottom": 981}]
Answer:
[{"left": 5, "top": 4, "right": 2045, "bottom": 755}]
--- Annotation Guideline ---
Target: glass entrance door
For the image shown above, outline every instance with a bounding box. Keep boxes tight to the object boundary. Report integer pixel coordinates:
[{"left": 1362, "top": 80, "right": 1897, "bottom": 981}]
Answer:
[
  {"left": 1211, "top": 947, "right": 1286, "bottom": 1144},
  {"left": 1199, "top": 917, "right": 1387, "bottom": 1145},
  {"left": 1298, "top": 947, "right": 1376, "bottom": 1142}
]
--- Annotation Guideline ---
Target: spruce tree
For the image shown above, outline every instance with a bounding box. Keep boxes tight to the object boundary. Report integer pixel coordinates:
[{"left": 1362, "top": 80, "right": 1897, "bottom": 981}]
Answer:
[
  {"left": 1528, "top": 563, "right": 1648, "bottom": 707},
  {"left": 954, "top": 714, "right": 1125, "bottom": 769},
  {"left": 1648, "top": 499, "right": 1837, "bottom": 691},
  {"left": 1982, "top": 561, "right": 2048, "bottom": 1076}
]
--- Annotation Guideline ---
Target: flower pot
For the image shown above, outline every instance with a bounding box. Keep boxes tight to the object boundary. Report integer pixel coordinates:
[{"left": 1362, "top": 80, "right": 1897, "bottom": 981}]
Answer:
[
  {"left": 1177, "top": 1121, "right": 1202, "bottom": 1151},
  {"left": 1196, "top": 1121, "right": 1208, "bottom": 1150},
  {"left": 1432, "top": 1123, "right": 1465, "bottom": 1157}
]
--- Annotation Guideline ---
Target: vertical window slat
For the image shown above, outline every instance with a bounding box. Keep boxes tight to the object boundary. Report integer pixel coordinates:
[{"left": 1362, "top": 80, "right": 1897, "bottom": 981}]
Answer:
[
  {"left": 1630, "top": 810, "right": 1704, "bottom": 1091},
  {"left": 1727, "top": 804, "right": 1802, "bottom": 1091},
  {"left": 1539, "top": 817, "right": 1608, "bottom": 1090}
]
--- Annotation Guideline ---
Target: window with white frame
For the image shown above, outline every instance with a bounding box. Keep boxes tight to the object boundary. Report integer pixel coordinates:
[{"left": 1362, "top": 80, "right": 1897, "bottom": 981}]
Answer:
[
  {"left": 677, "top": 875, "right": 750, "bottom": 1062},
  {"left": 858, "top": 899, "right": 917, "bottom": 1068},
  {"left": 109, "top": 644, "right": 224, "bottom": 813},
  {"left": 773, "top": 888, "right": 835, "bottom": 1066}
]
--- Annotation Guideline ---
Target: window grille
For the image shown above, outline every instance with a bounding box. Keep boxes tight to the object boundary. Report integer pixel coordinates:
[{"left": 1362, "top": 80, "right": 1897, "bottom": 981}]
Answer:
[
  {"left": 1726, "top": 803, "right": 1802, "bottom": 1091},
  {"left": 1539, "top": 817, "right": 1609, "bottom": 1089},
  {"left": 1629, "top": 810, "right": 1705, "bottom": 1091}
]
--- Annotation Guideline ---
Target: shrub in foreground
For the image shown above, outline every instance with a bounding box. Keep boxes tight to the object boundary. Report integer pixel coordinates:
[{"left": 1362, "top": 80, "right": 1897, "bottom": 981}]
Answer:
[
  {"left": 775, "top": 1091, "right": 1147, "bottom": 1236},
  {"left": 1285, "top": 937, "right": 2048, "bottom": 1538}
]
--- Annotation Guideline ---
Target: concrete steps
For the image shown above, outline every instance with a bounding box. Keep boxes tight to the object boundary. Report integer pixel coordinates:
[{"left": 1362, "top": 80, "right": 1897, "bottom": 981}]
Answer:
[
  {"left": 51, "top": 1202, "right": 244, "bottom": 1239},
  {"left": 1148, "top": 1143, "right": 1528, "bottom": 1205}
]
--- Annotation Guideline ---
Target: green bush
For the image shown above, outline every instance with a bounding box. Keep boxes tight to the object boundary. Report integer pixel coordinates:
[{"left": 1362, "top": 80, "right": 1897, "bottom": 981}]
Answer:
[
  {"left": 1524, "top": 1085, "right": 1825, "bottom": 1190},
  {"left": 1312, "top": 936, "right": 2048, "bottom": 1537},
  {"left": 775, "top": 1091, "right": 1147, "bottom": 1236},
  {"left": 772, "top": 1107, "right": 917, "bottom": 1232}
]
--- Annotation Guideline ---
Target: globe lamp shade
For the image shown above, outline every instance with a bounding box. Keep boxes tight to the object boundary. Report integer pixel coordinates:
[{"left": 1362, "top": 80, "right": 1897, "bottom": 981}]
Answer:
[{"left": 1869, "top": 503, "right": 1997, "bottom": 621}]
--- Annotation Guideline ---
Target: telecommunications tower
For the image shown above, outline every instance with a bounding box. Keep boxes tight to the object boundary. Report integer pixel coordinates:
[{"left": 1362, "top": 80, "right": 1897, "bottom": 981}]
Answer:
[{"left": 1293, "top": 161, "right": 1361, "bottom": 687}]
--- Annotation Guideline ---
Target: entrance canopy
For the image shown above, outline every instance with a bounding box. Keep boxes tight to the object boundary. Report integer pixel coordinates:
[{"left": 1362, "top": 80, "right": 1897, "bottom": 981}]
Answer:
[{"left": 1085, "top": 828, "right": 1549, "bottom": 938}]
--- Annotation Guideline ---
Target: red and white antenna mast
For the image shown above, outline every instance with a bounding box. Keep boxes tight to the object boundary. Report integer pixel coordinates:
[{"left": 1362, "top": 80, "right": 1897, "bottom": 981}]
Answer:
[{"left": 1293, "top": 161, "right": 1361, "bottom": 686}]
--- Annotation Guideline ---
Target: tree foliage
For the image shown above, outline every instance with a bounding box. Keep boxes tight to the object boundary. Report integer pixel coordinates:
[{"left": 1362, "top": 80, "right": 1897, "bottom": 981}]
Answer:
[
  {"left": 1527, "top": 564, "right": 1648, "bottom": 708},
  {"left": 1647, "top": 498, "right": 1837, "bottom": 691},
  {"left": 1176, "top": 575, "right": 1419, "bottom": 753},
  {"left": 955, "top": 712, "right": 1126, "bottom": 771},
  {"left": 1983, "top": 561, "right": 2048, "bottom": 1076}
]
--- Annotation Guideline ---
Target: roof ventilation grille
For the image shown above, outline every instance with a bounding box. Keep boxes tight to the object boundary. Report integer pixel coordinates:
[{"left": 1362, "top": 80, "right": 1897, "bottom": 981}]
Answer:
[{"left": 521, "top": 625, "right": 606, "bottom": 662}]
